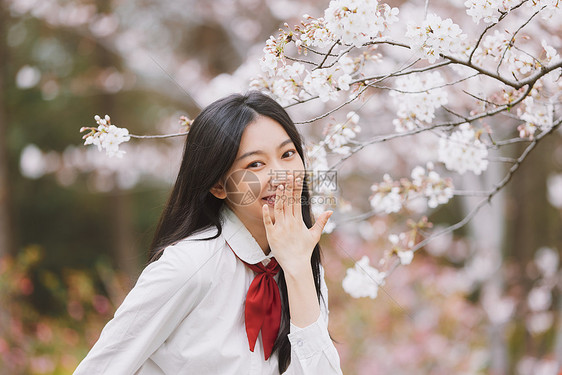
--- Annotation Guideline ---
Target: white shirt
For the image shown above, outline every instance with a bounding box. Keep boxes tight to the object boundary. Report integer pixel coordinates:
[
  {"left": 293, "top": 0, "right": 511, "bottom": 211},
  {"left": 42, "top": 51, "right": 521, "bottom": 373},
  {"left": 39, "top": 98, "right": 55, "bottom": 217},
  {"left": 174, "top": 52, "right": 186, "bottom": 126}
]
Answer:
[{"left": 74, "top": 204, "right": 343, "bottom": 375}]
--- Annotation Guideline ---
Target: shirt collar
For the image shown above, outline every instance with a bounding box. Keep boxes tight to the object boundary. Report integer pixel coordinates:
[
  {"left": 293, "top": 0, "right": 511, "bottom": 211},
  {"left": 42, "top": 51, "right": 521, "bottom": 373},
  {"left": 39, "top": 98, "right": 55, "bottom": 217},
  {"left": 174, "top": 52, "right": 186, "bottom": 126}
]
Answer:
[{"left": 219, "top": 204, "right": 274, "bottom": 265}]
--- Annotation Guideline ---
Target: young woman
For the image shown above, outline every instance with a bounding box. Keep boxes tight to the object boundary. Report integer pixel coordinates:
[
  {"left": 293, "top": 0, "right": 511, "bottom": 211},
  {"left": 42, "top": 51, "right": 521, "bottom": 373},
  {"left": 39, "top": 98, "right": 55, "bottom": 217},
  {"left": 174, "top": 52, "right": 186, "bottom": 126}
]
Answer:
[{"left": 73, "top": 91, "right": 343, "bottom": 374}]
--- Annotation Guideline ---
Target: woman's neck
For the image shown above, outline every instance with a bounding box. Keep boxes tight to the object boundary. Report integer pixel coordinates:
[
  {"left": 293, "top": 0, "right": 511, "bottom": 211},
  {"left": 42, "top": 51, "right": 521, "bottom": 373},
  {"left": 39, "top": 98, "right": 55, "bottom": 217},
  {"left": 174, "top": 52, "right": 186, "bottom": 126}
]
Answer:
[{"left": 250, "top": 225, "right": 271, "bottom": 256}]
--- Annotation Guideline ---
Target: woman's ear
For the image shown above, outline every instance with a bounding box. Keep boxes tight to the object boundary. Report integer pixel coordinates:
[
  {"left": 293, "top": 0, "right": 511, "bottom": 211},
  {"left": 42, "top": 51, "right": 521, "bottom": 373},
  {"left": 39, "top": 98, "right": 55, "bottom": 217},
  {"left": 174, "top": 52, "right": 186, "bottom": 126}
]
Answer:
[{"left": 209, "top": 182, "right": 227, "bottom": 199}]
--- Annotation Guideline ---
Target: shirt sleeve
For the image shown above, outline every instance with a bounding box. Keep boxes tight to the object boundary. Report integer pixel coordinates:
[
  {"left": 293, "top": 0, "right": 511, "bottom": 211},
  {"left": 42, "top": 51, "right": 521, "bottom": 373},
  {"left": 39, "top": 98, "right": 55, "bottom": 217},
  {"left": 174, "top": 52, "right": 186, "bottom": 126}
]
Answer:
[
  {"left": 73, "top": 241, "right": 216, "bottom": 375},
  {"left": 285, "top": 265, "right": 343, "bottom": 375}
]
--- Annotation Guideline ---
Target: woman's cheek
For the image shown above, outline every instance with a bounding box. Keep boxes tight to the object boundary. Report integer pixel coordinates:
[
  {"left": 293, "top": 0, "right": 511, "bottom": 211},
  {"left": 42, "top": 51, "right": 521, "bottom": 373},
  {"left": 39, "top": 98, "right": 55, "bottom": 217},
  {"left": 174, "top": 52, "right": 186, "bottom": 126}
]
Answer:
[{"left": 289, "top": 158, "right": 305, "bottom": 176}]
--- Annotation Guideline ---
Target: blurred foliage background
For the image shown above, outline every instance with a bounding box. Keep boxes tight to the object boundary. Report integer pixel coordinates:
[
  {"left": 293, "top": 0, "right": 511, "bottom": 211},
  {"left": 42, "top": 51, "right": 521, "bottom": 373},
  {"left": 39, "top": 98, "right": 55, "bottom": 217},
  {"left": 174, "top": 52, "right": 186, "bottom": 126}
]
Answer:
[{"left": 1, "top": 0, "right": 561, "bottom": 374}]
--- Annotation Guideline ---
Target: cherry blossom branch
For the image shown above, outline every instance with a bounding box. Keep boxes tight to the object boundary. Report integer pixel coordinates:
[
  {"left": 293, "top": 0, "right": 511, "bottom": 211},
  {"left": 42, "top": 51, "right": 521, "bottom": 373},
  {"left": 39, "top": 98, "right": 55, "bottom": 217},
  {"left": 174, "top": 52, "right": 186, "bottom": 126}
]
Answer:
[
  {"left": 493, "top": 137, "right": 533, "bottom": 147},
  {"left": 462, "top": 90, "right": 503, "bottom": 107},
  {"left": 468, "top": 19, "right": 502, "bottom": 64},
  {"left": 330, "top": 83, "right": 534, "bottom": 170},
  {"left": 294, "top": 85, "right": 369, "bottom": 124},
  {"left": 513, "top": 45, "right": 542, "bottom": 68},
  {"left": 407, "top": 118, "right": 561, "bottom": 254},
  {"left": 129, "top": 132, "right": 188, "bottom": 139},
  {"left": 444, "top": 55, "right": 520, "bottom": 88},
  {"left": 118, "top": 52, "right": 553, "bottom": 156},
  {"left": 283, "top": 95, "right": 319, "bottom": 108},
  {"left": 488, "top": 156, "right": 518, "bottom": 163},
  {"left": 451, "top": 189, "right": 494, "bottom": 197},
  {"left": 293, "top": 58, "right": 432, "bottom": 125},
  {"left": 441, "top": 105, "right": 470, "bottom": 122},
  {"left": 496, "top": 7, "right": 542, "bottom": 76},
  {"left": 288, "top": 58, "right": 426, "bottom": 115},
  {"left": 509, "top": 59, "right": 562, "bottom": 89},
  {"left": 300, "top": 45, "right": 339, "bottom": 57},
  {"left": 361, "top": 39, "right": 560, "bottom": 92},
  {"left": 321, "top": 45, "right": 355, "bottom": 69},
  {"left": 285, "top": 55, "right": 317, "bottom": 66},
  {"left": 370, "top": 72, "right": 480, "bottom": 94},
  {"left": 364, "top": 39, "right": 410, "bottom": 49},
  {"left": 342, "top": 118, "right": 560, "bottom": 279},
  {"left": 470, "top": 0, "right": 530, "bottom": 58},
  {"left": 314, "top": 39, "right": 341, "bottom": 70},
  {"left": 357, "top": 59, "right": 449, "bottom": 83}
]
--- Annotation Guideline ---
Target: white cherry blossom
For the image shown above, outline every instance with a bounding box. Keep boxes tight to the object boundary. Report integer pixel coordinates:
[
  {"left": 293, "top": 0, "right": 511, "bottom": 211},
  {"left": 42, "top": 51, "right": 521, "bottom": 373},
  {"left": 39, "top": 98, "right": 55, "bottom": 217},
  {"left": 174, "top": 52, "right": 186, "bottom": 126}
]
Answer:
[
  {"left": 299, "top": 16, "right": 335, "bottom": 48},
  {"left": 323, "top": 111, "right": 361, "bottom": 155},
  {"left": 406, "top": 13, "right": 467, "bottom": 63},
  {"left": 473, "top": 30, "right": 541, "bottom": 76},
  {"left": 81, "top": 115, "right": 131, "bottom": 158},
  {"left": 438, "top": 123, "right": 489, "bottom": 175},
  {"left": 390, "top": 72, "right": 448, "bottom": 132},
  {"left": 370, "top": 183, "right": 403, "bottom": 213},
  {"left": 464, "top": 0, "right": 503, "bottom": 24},
  {"left": 302, "top": 68, "right": 338, "bottom": 102},
  {"left": 397, "top": 250, "right": 414, "bottom": 265},
  {"left": 518, "top": 97, "right": 554, "bottom": 139},
  {"left": 324, "top": 0, "right": 399, "bottom": 47},
  {"left": 411, "top": 162, "right": 454, "bottom": 208},
  {"left": 527, "top": 0, "right": 562, "bottom": 20},
  {"left": 342, "top": 255, "right": 387, "bottom": 299}
]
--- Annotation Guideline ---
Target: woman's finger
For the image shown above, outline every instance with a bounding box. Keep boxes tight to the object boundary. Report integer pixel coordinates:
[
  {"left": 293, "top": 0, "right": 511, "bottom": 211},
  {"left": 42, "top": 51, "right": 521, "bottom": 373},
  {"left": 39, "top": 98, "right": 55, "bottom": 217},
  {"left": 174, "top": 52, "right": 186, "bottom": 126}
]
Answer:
[
  {"left": 262, "top": 203, "right": 273, "bottom": 230},
  {"left": 274, "top": 182, "right": 285, "bottom": 222},
  {"left": 294, "top": 175, "right": 303, "bottom": 222},
  {"left": 310, "top": 210, "right": 333, "bottom": 242},
  {"left": 285, "top": 173, "right": 294, "bottom": 216}
]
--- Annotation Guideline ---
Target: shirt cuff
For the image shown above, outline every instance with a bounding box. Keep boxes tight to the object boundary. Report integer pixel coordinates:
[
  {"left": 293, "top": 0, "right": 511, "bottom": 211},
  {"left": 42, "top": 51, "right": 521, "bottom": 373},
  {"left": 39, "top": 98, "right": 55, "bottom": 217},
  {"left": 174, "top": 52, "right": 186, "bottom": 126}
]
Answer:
[{"left": 288, "top": 314, "right": 331, "bottom": 359}]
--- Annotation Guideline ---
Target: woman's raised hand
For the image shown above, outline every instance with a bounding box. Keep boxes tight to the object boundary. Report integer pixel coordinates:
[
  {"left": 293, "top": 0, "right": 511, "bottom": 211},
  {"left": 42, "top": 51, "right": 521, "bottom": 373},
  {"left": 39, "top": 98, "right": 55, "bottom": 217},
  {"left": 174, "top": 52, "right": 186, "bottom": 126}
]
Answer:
[{"left": 262, "top": 173, "right": 333, "bottom": 275}]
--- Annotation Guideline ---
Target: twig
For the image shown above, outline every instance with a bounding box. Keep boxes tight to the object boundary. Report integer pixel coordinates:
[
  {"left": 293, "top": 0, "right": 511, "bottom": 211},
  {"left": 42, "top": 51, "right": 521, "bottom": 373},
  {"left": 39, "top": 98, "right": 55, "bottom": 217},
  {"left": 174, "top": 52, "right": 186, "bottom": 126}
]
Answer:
[
  {"left": 129, "top": 132, "right": 188, "bottom": 139},
  {"left": 301, "top": 45, "right": 339, "bottom": 57},
  {"left": 285, "top": 55, "right": 317, "bottom": 65},
  {"left": 467, "top": 0, "right": 529, "bottom": 64},
  {"left": 370, "top": 73, "right": 479, "bottom": 95},
  {"left": 352, "top": 60, "right": 452, "bottom": 85},
  {"left": 409, "top": 119, "right": 561, "bottom": 254},
  {"left": 314, "top": 39, "right": 341, "bottom": 70},
  {"left": 294, "top": 86, "right": 369, "bottom": 125},
  {"left": 496, "top": 8, "right": 542, "bottom": 75},
  {"left": 330, "top": 83, "right": 534, "bottom": 170}
]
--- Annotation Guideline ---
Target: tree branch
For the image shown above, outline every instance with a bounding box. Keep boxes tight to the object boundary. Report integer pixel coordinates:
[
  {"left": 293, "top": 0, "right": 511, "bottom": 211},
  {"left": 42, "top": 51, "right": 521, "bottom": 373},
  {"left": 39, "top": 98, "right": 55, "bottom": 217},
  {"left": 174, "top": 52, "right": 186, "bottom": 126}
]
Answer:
[{"left": 314, "top": 39, "right": 341, "bottom": 70}]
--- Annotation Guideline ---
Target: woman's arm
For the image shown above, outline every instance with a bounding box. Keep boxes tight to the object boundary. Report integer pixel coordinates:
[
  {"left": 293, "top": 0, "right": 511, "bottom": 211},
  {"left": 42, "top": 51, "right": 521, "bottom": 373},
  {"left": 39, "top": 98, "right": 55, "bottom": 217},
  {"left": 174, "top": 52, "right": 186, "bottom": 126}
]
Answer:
[
  {"left": 262, "top": 175, "right": 342, "bottom": 374},
  {"left": 73, "top": 241, "right": 215, "bottom": 375},
  {"left": 285, "top": 265, "right": 342, "bottom": 374},
  {"left": 284, "top": 264, "right": 320, "bottom": 327}
]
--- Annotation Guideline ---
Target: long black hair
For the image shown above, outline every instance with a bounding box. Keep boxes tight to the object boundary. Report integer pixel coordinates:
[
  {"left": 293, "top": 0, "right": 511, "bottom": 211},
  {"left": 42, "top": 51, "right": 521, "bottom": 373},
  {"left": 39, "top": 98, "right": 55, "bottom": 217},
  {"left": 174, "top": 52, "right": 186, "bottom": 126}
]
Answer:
[{"left": 148, "top": 91, "right": 323, "bottom": 373}]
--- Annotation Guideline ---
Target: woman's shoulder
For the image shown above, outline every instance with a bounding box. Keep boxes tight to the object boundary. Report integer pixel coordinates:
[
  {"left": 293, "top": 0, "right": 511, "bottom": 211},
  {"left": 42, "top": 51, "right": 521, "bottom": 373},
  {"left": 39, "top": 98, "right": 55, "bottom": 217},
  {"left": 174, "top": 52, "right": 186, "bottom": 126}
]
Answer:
[
  {"left": 144, "top": 226, "right": 225, "bottom": 287},
  {"left": 170, "top": 225, "right": 224, "bottom": 258}
]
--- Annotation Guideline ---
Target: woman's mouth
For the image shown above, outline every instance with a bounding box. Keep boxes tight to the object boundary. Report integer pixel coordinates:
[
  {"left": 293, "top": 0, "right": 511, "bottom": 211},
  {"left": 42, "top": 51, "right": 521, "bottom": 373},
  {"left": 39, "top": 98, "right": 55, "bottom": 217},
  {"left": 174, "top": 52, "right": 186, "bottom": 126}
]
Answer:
[{"left": 262, "top": 195, "right": 276, "bottom": 206}]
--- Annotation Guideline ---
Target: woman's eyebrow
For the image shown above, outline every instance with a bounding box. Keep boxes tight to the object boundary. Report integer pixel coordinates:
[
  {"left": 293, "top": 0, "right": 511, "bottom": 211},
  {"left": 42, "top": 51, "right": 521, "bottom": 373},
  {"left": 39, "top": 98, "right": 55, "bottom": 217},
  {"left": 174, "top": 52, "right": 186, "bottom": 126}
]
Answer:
[{"left": 236, "top": 139, "right": 293, "bottom": 161}]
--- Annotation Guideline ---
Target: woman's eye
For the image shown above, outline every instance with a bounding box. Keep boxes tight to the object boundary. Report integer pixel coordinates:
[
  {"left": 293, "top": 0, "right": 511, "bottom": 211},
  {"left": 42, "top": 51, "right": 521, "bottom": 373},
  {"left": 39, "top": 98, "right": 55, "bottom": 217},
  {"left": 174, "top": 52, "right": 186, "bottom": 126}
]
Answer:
[
  {"left": 247, "top": 150, "right": 295, "bottom": 168},
  {"left": 248, "top": 161, "right": 263, "bottom": 168},
  {"left": 283, "top": 149, "right": 296, "bottom": 158}
]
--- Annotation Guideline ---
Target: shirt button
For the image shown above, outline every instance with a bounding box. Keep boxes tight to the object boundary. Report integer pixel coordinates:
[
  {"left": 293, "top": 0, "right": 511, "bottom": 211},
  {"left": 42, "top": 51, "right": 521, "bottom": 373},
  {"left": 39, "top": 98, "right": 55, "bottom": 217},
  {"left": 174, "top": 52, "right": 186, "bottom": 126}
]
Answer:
[{"left": 297, "top": 340, "right": 304, "bottom": 347}]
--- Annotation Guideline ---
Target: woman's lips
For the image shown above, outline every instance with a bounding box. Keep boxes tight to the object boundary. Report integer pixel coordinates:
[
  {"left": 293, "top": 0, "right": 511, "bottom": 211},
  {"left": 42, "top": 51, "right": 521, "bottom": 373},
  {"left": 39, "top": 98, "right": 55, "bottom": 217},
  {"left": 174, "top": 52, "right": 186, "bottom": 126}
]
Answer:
[{"left": 262, "top": 195, "right": 276, "bottom": 206}]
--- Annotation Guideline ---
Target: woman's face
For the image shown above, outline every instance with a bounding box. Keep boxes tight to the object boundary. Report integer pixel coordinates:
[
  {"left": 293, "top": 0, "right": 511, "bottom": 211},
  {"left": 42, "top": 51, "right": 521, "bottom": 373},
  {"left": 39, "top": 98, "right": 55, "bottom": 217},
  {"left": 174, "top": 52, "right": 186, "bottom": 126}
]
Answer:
[{"left": 212, "top": 115, "right": 305, "bottom": 230}]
